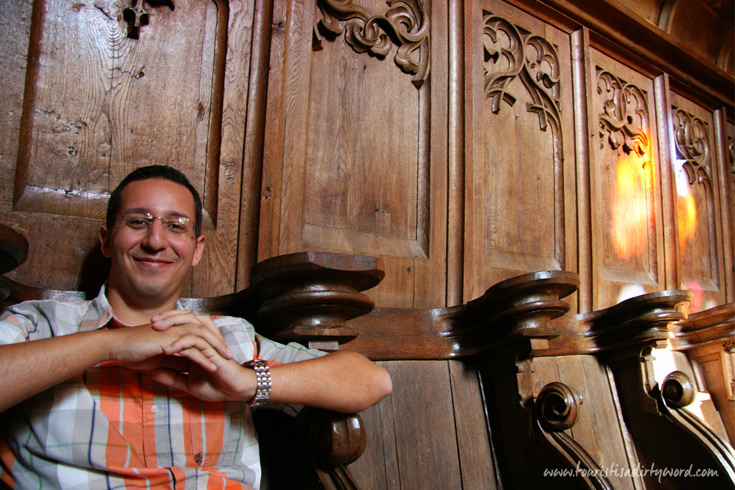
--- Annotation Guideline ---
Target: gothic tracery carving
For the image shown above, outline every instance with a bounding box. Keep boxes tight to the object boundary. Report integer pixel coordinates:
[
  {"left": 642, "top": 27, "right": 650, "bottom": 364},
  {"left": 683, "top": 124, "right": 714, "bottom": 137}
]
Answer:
[
  {"left": 482, "top": 12, "right": 561, "bottom": 132},
  {"left": 596, "top": 70, "right": 650, "bottom": 157},
  {"left": 672, "top": 109, "right": 711, "bottom": 185},
  {"left": 314, "top": 0, "right": 430, "bottom": 88},
  {"left": 122, "top": 0, "right": 175, "bottom": 39}
]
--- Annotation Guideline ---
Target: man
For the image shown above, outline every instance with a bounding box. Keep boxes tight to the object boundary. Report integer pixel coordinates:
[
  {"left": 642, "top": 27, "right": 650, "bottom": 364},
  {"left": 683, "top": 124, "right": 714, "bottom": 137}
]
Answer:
[{"left": 0, "top": 165, "right": 392, "bottom": 489}]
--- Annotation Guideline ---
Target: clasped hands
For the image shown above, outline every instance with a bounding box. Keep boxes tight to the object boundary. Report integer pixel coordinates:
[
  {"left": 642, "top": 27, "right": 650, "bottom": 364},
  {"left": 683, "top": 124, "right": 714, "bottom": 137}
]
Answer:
[{"left": 111, "top": 311, "right": 256, "bottom": 403}]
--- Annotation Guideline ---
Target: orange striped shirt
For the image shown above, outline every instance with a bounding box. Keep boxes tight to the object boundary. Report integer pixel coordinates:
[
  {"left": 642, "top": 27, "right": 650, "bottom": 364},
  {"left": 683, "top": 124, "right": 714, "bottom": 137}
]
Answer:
[{"left": 0, "top": 286, "right": 325, "bottom": 489}]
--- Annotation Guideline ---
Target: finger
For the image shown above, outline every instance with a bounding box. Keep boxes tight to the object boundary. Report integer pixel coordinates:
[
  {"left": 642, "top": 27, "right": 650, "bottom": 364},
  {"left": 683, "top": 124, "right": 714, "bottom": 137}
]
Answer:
[
  {"left": 170, "top": 328, "right": 232, "bottom": 360},
  {"left": 151, "top": 369, "right": 188, "bottom": 391},
  {"left": 163, "top": 342, "right": 221, "bottom": 371},
  {"left": 152, "top": 315, "right": 229, "bottom": 357},
  {"left": 150, "top": 310, "right": 198, "bottom": 330},
  {"left": 190, "top": 315, "right": 228, "bottom": 346},
  {"left": 157, "top": 354, "right": 191, "bottom": 372}
]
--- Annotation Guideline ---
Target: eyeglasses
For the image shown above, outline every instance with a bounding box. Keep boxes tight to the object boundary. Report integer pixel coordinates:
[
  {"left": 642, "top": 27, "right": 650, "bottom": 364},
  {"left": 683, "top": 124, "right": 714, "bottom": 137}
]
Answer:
[{"left": 119, "top": 211, "right": 193, "bottom": 235}]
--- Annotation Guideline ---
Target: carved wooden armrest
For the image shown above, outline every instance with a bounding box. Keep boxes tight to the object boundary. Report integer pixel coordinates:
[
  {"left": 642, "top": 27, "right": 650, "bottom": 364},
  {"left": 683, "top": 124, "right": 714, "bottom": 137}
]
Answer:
[
  {"left": 248, "top": 252, "right": 384, "bottom": 351},
  {"left": 579, "top": 291, "right": 735, "bottom": 486},
  {"left": 244, "top": 252, "right": 383, "bottom": 490}
]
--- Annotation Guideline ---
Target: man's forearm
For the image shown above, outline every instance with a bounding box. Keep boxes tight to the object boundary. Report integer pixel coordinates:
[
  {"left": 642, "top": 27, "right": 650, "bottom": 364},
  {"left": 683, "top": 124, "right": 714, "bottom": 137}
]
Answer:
[
  {"left": 268, "top": 350, "right": 392, "bottom": 413},
  {"left": 1, "top": 320, "right": 234, "bottom": 413},
  {"left": 0, "top": 329, "right": 111, "bottom": 412}
]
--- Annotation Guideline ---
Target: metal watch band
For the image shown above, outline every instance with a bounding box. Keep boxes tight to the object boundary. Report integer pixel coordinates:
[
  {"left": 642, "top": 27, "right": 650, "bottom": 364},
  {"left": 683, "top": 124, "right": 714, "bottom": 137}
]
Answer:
[{"left": 242, "top": 359, "right": 271, "bottom": 406}]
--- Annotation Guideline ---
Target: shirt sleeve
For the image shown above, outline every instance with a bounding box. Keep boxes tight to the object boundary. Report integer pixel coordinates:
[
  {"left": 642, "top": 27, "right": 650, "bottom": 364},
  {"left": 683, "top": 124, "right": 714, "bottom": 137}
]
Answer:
[
  {"left": 254, "top": 334, "right": 328, "bottom": 364},
  {"left": 0, "top": 303, "right": 46, "bottom": 345},
  {"left": 212, "top": 315, "right": 327, "bottom": 365}
]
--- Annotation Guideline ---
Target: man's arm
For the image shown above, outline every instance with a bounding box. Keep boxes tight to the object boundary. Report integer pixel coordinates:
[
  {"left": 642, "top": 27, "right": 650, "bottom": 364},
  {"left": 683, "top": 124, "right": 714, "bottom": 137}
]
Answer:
[
  {"left": 0, "top": 320, "right": 233, "bottom": 413},
  {"left": 152, "top": 341, "right": 393, "bottom": 413},
  {"left": 0, "top": 329, "right": 111, "bottom": 413},
  {"left": 269, "top": 350, "right": 393, "bottom": 413}
]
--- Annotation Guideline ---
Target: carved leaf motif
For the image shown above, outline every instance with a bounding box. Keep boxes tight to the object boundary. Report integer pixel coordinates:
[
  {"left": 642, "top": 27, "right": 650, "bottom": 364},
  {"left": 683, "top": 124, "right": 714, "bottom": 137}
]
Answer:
[
  {"left": 596, "top": 70, "right": 650, "bottom": 157},
  {"left": 314, "top": 0, "right": 430, "bottom": 88},
  {"left": 672, "top": 109, "right": 711, "bottom": 185},
  {"left": 482, "top": 12, "right": 561, "bottom": 132}
]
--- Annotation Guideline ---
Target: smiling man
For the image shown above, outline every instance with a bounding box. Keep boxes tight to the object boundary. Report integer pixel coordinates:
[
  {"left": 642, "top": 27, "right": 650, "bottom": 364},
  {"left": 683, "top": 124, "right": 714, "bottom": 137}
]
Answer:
[{"left": 0, "top": 165, "right": 392, "bottom": 489}]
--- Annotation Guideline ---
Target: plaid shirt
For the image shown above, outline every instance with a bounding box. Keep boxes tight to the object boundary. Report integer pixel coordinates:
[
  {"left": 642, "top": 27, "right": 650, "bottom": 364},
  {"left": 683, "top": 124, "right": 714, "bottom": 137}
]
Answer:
[{"left": 0, "top": 286, "right": 325, "bottom": 489}]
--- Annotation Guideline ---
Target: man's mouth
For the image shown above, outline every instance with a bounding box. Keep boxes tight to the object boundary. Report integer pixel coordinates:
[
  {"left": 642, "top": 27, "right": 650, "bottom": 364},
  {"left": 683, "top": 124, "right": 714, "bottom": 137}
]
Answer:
[{"left": 133, "top": 256, "right": 174, "bottom": 268}]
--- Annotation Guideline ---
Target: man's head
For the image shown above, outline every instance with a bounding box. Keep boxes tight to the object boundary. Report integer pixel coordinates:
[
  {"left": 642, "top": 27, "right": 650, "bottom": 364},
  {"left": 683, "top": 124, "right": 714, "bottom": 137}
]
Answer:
[
  {"left": 100, "top": 166, "right": 206, "bottom": 318},
  {"left": 106, "top": 165, "right": 203, "bottom": 237}
]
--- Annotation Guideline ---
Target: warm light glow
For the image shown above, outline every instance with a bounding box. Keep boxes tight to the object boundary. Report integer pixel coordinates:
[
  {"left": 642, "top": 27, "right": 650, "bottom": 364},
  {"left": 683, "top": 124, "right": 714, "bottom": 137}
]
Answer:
[
  {"left": 686, "top": 279, "right": 704, "bottom": 314},
  {"left": 674, "top": 162, "right": 697, "bottom": 252},
  {"left": 611, "top": 151, "right": 648, "bottom": 259}
]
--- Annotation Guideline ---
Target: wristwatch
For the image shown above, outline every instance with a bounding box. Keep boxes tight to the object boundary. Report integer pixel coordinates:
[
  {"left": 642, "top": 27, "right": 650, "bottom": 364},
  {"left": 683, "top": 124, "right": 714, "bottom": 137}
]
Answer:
[{"left": 242, "top": 359, "right": 272, "bottom": 407}]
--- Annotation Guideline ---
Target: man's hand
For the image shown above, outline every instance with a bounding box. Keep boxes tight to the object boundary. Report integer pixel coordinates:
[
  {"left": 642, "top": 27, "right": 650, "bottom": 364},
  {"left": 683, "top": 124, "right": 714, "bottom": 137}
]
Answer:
[
  {"left": 110, "top": 311, "right": 233, "bottom": 374},
  {"left": 151, "top": 353, "right": 256, "bottom": 403},
  {"left": 138, "top": 311, "right": 254, "bottom": 402}
]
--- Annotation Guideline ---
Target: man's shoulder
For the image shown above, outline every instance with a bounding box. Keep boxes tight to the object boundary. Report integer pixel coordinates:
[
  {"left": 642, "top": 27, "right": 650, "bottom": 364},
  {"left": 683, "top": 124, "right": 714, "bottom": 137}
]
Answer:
[
  {"left": 3, "top": 296, "right": 91, "bottom": 316},
  {"left": 211, "top": 314, "right": 255, "bottom": 330},
  {"left": 1, "top": 296, "right": 102, "bottom": 338}
]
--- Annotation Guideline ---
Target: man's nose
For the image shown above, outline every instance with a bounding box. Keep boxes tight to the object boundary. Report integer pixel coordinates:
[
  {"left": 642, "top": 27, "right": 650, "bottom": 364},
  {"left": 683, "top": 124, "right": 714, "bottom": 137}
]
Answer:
[{"left": 142, "top": 219, "right": 168, "bottom": 250}]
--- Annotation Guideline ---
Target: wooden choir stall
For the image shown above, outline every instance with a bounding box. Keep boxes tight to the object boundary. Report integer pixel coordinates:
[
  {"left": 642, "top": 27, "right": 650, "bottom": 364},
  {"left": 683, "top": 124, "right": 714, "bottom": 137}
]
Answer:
[{"left": 0, "top": 0, "right": 734, "bottom": 488}]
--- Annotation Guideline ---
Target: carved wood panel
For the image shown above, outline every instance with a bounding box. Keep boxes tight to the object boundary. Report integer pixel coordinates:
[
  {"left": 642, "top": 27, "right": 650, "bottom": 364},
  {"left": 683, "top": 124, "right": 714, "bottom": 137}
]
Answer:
[
  {"left": 588, "top": 50, "right": 665, "bottom": 310},
  {"left": 258, "top": 0, "right": 446, "bottom": 309},
  {"left": 464, "top": 0, "right": 578, "bottom": 302},
  {"left": 668, "top": 93, "right": 727, "bottom": 312},
  {"left": 0, "top": 0, "right": 252, "bottom": 296}
]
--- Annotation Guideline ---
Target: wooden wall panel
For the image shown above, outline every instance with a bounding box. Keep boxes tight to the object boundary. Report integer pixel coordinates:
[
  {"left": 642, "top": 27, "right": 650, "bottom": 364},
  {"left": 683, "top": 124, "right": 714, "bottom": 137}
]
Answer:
[
  {"left": 729, "top": 121, "right": 735, "bottom": 300},
  {"left": 15, "top": 0, "right": 222, "bottom": 219},
  {"left": 448, "top": 361, "right": 497, "bottom": 490},
  {"left": 715, "top": 114, "right": 734, "bottom": 302},
  {"left": 668, "top": 92, "right": 727, "bottom": 312},
  {"left": 464, "top": 0, "right": 578, "bottom": 301},
  {"left": 258, "top": 0, "right": 447, "bottom": 309},
  {"left": 588, "top": 49, "right": 665, "bottom": 310},
  {"left": 0, "top": 0, "right": 253, "bottom": 296},
  {"left": 348, "top": 361, "right": 467, "bottom": 490}
]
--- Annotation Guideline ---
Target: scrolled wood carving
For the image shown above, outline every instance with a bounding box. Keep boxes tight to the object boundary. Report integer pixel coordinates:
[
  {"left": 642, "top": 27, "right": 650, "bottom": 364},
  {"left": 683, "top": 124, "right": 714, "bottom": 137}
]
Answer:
[
  {"left": 658, "top": 371, "right": 735, "bottom": 481},
  {"left": 661, "top": 370, "right": 696, "bottom": 408},
  {"left": 122, "top": 0, "right": 175, "bottom": 39},
  {"left": 596, "top": 70, "right": 650, "bottom": 157},
  {"left": 532, "top": 382, "right": 614, "bottom": 489},
  {"left": 673, "top": 109, "right": 712, "bottom": 185},
  {"left": 314, "top": 0, "right": 430, "bottom": 88},
  {"left": 534, "top": 381, "right": 582, "bottom": 431},
  {"left": 482, "top": 12, "right": 561, "bottom": 133}
]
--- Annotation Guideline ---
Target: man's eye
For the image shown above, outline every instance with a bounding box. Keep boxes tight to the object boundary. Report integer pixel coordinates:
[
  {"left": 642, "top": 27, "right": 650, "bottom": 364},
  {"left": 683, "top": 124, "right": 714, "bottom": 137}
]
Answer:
[
  {"left": 127, "top": 219, "right": 149, "bottom": 228},
  {"left": 166, "top": 222, "right": 187, "bottom": 233}
]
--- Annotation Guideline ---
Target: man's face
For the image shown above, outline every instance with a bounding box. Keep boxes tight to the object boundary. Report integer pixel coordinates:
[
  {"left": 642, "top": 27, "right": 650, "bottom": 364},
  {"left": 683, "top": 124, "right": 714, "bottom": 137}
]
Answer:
[{"left": 100, "top": 178, "right": 205, "bottom": 308}]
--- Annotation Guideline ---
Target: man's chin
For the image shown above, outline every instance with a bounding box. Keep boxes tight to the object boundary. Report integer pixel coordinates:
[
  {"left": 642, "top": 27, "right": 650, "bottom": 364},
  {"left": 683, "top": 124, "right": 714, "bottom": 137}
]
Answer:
[{"left": 129, "top": 282, "right": 180, "bottom": 306}]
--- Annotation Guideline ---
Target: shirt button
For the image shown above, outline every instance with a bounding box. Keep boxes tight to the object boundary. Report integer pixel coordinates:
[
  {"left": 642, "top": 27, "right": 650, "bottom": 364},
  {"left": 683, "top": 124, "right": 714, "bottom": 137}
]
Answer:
[{"left": 151, "top": 405, "right": 159, "bottom": 413}]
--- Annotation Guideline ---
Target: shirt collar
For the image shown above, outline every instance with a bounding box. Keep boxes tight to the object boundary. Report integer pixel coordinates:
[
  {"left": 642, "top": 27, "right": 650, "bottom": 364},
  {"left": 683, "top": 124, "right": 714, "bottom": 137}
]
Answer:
[{"left": 92, "top": 282, "right": 187, "bottom": 328}]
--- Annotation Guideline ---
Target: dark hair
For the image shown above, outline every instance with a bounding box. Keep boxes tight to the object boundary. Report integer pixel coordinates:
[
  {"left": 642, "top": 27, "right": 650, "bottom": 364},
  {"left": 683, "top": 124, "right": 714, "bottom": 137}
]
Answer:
[{"left": 106, "top": 165, "right": 203, "bottom": 236}]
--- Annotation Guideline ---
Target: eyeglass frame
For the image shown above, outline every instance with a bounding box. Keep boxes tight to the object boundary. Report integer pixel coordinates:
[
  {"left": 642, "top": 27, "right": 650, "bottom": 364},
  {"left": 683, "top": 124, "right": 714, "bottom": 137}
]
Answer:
[{"left": 117, "top": 210, "right": 195, "bottom": 235}]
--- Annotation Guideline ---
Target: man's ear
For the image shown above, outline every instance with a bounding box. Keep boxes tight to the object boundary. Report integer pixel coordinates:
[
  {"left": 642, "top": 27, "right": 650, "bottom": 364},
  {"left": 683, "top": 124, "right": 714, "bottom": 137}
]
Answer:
[
  {"left": 99, "top": 225, "right": 112, "bottom": 258},
  {"left": 191, "top": 235, "right": 206, "bottom": 267}
]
